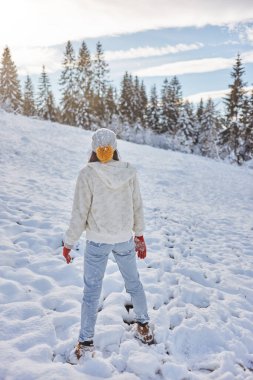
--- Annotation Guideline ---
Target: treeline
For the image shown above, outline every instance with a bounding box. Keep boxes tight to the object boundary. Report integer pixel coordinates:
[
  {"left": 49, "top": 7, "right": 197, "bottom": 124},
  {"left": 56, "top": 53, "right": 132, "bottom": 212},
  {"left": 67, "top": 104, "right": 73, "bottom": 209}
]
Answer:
[{"left": 0, "top": 41, "right": 252, "bottom": 164}]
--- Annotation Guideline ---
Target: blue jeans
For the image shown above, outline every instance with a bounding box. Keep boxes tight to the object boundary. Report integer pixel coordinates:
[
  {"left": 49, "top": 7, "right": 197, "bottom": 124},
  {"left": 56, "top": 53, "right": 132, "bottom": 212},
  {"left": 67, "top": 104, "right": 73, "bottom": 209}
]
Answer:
[{"left": 79, "top": 237, "right": 149, "bottom": 342}]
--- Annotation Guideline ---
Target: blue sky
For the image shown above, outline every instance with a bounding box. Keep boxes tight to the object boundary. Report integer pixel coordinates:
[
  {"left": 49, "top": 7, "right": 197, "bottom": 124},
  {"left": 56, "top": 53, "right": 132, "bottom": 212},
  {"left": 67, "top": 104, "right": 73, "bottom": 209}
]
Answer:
[{"left": 1, "top": 0, "right": 253, "bottom": 106}]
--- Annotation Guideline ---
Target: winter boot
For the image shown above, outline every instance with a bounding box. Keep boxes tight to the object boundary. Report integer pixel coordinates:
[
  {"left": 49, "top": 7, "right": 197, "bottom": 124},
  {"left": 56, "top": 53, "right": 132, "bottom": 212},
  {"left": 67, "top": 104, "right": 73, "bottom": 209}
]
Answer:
[
  {"left": 74, "top": 340, "right": 95, "bottom": 360},
  {"left": 134, "top": 322, "right": 154, "bottom": 344}
]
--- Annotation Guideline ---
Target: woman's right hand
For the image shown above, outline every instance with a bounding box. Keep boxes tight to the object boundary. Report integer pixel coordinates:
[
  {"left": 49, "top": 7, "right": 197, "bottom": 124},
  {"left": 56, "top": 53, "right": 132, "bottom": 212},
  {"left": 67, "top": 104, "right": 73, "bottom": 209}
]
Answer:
[{"left": 134, "top": 236, "right": 147, "bottom": 259}]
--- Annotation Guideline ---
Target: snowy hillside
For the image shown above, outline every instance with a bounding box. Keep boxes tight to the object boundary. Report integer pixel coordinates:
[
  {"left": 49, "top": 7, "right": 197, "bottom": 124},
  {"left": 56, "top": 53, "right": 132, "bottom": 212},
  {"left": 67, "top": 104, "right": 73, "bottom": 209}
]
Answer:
[{"left": 0, "top": 110, "right": 253, "bottom": 380}]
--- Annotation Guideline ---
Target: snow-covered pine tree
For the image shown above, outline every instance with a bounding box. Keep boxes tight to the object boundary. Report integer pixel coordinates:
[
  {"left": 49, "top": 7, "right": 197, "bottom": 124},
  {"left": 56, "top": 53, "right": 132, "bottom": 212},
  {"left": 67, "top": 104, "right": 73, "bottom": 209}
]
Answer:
[
  {"left": 23, "top": 75, "right": 36, "bottom": 117},
  {"left": 160, "top": 76, "right": 183, "bottom": 135},
  {"left": 147, "top": 84, "right": 161, "bottom": 133},
  {"left": 238, "top": 91, "right": 253, "bottom": 162},
  {"left": 139, "top": 81, "right": 148, "bottom": 128},
  {"left": 129, "top": 76, "right": 148, "bottom": 131},
  {"left": 59, "top": 41, "right": 77, "bottom": 126},
  {"left": 104, "top": 85, "right": 118, "bottom": 127},
  {"left": 240, "top": 96, "right": 250, "bottom": 127},
  {"left": 176, "top": 100, "right": 198, "bottom": 153},
  {"left": 0, "top": 46, "right": 22, "bottom": 112},
  {"left": 132, "top": 76, "right": 141, "bottom": 125},
  {"left": 75, "top": 41, "right": 93, "bottom": 129},
  {"left": 224, "top": 54, "right": 246, "bottom": 121},
  {"left": 220, "top": 54, "right": 247, "bottom": 163},
  {"left": 244, "top": 91, "right": 253, "bottom": 161},
  {"left": 119, "top": 71, "right": 134, "bottom": 124},
  {"left": 169, "top": 76, "right": 183, "bottom": 134},
  {"left": 47, "top": 92, "right": 58, "bottom": 122},
  {"left": 37, "top": 65, "right": 57, "bottom": 121},
  {"left": 92, "top": 41, "right": 109, "bottom": 122},
  {"left": 160, "top": 78, "right": 171, "bottom": 134},
  {"left": 196, "top": 98, "right": 204, "bottom": 125},
  {"left": 218, "top": 119, "right": 240, "bottom": 162},
  {"left": 198, "top": 98, "right": 220, "bottom": 158}
]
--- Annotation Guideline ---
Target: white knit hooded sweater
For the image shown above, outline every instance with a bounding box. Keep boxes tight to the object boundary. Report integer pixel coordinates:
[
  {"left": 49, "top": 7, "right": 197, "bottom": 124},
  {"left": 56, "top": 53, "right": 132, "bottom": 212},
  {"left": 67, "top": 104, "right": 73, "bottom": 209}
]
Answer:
[{"left": 64, "top": 160, "right": 145, "bottom": 248}]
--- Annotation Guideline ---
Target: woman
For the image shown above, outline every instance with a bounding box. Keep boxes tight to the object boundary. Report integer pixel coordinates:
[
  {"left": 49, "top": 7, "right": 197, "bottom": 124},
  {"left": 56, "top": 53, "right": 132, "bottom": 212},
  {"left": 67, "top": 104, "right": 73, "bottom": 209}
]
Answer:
[{"left": 62, "top": 128, "right": 153, "bottom": 360}]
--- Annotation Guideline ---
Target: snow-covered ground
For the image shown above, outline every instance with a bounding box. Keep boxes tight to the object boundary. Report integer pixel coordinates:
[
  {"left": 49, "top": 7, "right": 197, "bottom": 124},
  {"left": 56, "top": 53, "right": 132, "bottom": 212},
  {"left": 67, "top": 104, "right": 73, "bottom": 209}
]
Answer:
[{"left": 0, "top": 110, "right": 253, "bottom": 380}]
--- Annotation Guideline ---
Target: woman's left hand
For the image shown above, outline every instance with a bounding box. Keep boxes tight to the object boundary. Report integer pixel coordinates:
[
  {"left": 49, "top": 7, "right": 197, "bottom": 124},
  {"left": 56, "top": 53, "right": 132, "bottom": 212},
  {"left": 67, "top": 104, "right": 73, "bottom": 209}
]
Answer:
[{"left": 63, "top": 246, "right": 72, "bottom": 264}]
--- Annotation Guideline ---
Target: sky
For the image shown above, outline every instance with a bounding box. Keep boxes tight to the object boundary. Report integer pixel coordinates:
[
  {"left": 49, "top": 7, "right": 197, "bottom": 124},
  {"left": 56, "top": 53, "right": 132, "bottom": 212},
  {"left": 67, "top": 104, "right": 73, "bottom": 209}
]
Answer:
[{"left": 1, "top": 0, "right": 253, "bottom": 106}]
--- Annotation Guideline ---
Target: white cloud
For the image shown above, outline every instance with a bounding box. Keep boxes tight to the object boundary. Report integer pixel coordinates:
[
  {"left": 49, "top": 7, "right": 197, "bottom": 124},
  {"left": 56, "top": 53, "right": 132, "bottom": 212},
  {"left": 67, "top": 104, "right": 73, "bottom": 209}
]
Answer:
[
  {"left": 1, "top": 0, "right": 253, "bottom": 48},
  {"left": 105, "top": 43, "right": 203, "bottom": 61},
  {"left": 7, "top": 45, "right": 252, "bottom": 78},
  {"left": 241, "top": 50, "right": 253, "bottom": 62},
  {"left": 10, "top": 47, "right": 62, "bottom": 75},
  {"left": 185, "top": 86, "right": 253, "bottom": 103},
  {"left": 223, "top": 40, "right": 241, "bottom": 46},
  {"left": 133, "top": 57, "right": 234, "bottom": 77},
  {"left": 1, "top": 42, "right": 203, "bottom": 76},
  {"left": 233, "top": 23, "right": 253, "bottom": 44},
  {"left": 186, "top": 89, "right": 230, "bottom": 103},
  {"left": 133, "top": 50, "right": 253, "bottom": 77},
  {"left": 245, "top": 27, "right": 253, "bottom": 43}
]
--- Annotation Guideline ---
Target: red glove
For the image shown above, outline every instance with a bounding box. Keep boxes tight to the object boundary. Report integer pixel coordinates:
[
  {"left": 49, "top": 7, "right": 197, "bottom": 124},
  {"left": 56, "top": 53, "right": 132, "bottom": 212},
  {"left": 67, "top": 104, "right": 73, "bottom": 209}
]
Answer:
[
  {"left": 63, "top": 246, "right": 72, "bottom": 264},
  {"left": 134, "top": 236, "right": 146, "bottom": 259}
]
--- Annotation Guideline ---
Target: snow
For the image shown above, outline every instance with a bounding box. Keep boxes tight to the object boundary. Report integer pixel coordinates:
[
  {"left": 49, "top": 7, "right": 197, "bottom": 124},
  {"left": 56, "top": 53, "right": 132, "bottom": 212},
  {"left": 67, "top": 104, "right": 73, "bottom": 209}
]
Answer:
[{"left": 0, "top": 110, "right": 253, "bottom": 379}]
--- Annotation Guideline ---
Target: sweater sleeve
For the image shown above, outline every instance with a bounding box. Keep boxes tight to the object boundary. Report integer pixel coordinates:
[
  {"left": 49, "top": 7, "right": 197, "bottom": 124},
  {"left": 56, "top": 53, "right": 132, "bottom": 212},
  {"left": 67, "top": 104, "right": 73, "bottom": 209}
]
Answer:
[
  {"left": 64, "top": 169, "right": 92, "bottom": 249},
  {"left": 132, "top": 173, "right": 145, "bottom": 236}
]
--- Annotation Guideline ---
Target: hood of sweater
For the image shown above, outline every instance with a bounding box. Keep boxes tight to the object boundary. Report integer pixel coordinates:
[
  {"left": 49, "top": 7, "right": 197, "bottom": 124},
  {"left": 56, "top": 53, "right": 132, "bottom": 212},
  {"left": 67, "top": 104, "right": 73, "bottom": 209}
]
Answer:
[{"left": 87, "top": 160, "right": 136, "bottom": 190}]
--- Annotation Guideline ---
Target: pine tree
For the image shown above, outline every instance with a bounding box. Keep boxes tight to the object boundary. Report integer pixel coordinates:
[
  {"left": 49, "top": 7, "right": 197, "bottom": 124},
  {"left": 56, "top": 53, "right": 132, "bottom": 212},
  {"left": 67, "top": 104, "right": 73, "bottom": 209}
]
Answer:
[
  {"left": 224, "top": 53, "right": 246, "bottom": 121},
  {"left": 139, "top": 81, "right": 148, "bottom": 127},
  {"left": 198, "top": 98, "right": 219, "bottom": 158},
  {"left": 196, "top": 98, "right": 204, "bottom": 124},
  {"left": 176, "top": 100, "right": 198, "bottom": 153},
  {"left": 37, "top": 65, "right": 57, "bottom": 121},
  {"left": 160, "top": 78, "right": 171, "bottom": 133},
  {"left": 132, "top": 76, "right": 147, "bottom": 126},
  {"left": 239, "top": 92, "right": 253, "bottom": 161},
  {"left": 147, "top": 84, "right": 161, "bottom": 133},
  {"left": 169, "top": 76, "right": 183, "bottom": 133},
  {"left": 75, "top": 41, "right": 93, "bottom": 129},
  {"left": 59, "top": 41, "right": 77, "bottom": 126},
  {"left": 245, "top": 91, "right": 253, "bottom": 161},
  {"left": 240, "top": 96, "right": 250, "bottom": 127},
  {"left": 47, "top": 92, "right": 58, "bottom": 122},
  {"left": 119, "top": 73, "right": 147, "bottom": 131},
  {"left": 220, "top": 54, "right": 247, "bottom": 163},
  {"left": 104, "top": 85, "right": 118, "bottom": 126},
  {"left": 119, "top": 71, "right": 134, "bottom": 124},
  {"left": 133, "top": 76, "right": 141, "bottom": 124},
  {"left": 23, "top": 75, "right": 36, "bottom": 116},
  {"left": 92, "top": 41, "right": 109, "bottom": 121},
  {"left": 0, "top": 46, "right": 22, "bottom": 112},
  {"left": 160, "top": 76, "right": 183, "bottom": 135},
  {"left": 218, "top": 119, "right": 241, "bottom": 162}
]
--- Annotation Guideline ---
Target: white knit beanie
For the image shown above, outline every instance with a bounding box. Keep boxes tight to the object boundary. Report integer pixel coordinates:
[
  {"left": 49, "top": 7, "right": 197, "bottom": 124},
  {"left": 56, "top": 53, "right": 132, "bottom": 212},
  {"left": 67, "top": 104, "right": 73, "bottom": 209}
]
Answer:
[{"left": 92, "top": 128, "right": 117, "bottom": 151}]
